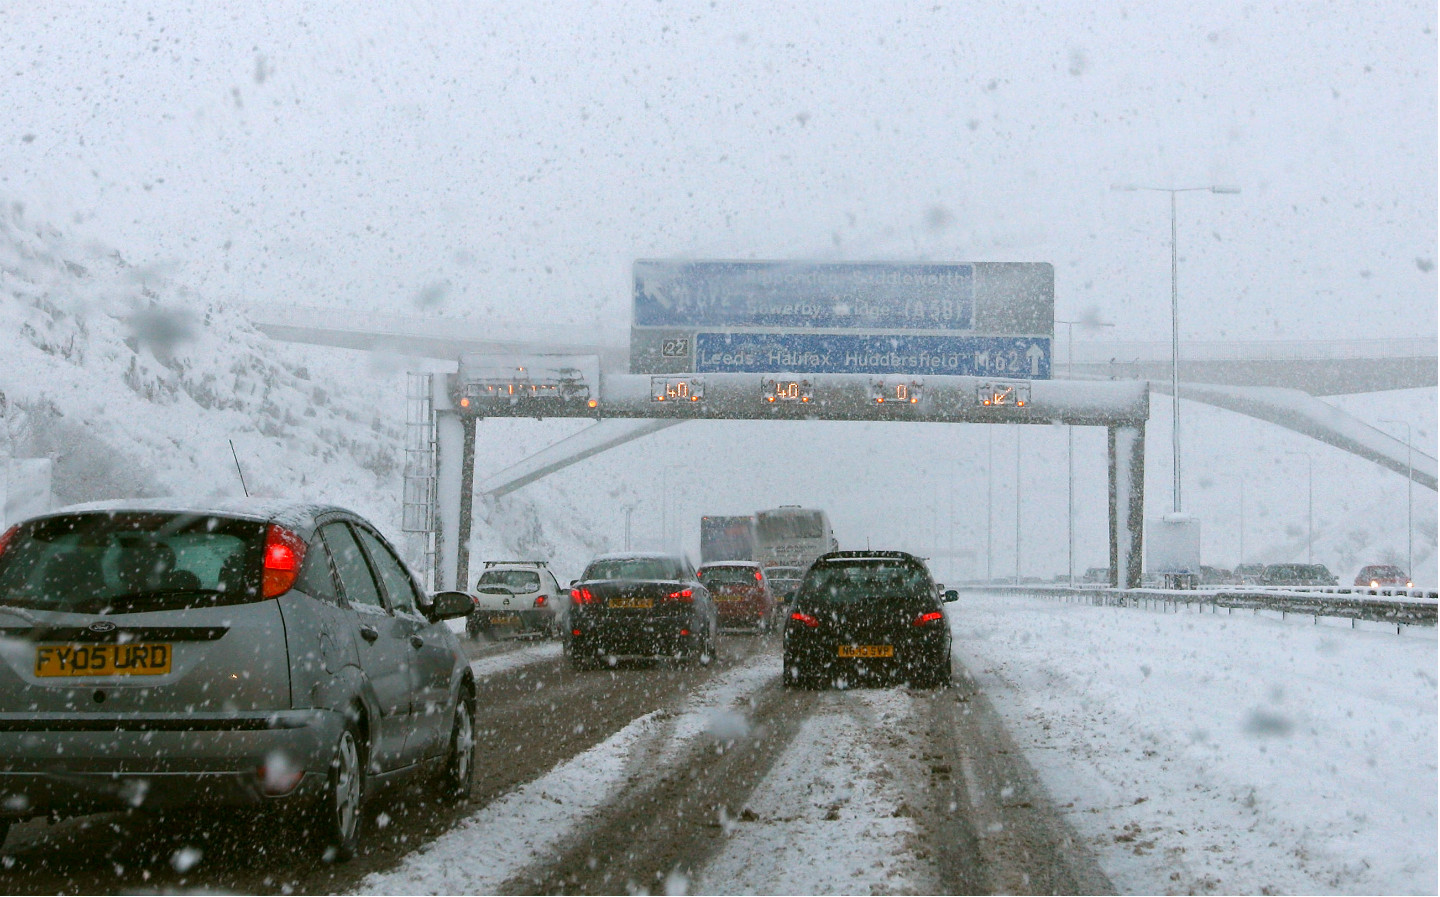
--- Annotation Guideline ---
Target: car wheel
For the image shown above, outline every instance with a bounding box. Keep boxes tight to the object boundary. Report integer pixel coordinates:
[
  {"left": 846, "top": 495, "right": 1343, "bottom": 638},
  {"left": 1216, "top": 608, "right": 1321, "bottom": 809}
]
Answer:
[
  {"left": 313, "top": 721, "right": 364, "bottom": 862},
  {"left": 465, "top": 614, "right": 482, "bottom": 640},
  {"left": 917, "top": 653, "right": 952, "bottom": 689},
  {"left": 435, "top": 694, "right": 475, "bottom": 803},
  {"left": 570, "top": 649, "right": 599, "bottom": 671},
  {"left": 785, "top": 659, "right": 817, "bottom": 689}
]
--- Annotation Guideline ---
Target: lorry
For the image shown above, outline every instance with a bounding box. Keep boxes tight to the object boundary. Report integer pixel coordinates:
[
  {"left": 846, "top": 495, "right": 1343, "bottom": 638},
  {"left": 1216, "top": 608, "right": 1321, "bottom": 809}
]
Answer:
[{"left": 700, "top": 515, "right": 757, "bottom": 564}]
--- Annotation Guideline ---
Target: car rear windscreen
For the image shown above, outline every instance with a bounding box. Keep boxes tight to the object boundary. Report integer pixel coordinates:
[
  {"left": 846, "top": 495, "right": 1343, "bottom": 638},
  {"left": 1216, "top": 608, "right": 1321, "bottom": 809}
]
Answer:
[
  {"left": 700, "top": 566, "right": 759, "bottom": 584},
  {"left": 800, "top": 560, "right": 931, "bottom": 604},
  {"left": 583, "top": 558, "right": 682, "bottom": 581},
  {"left": 0, "top": 512, "right": 266, "bottom": 613},
  {"left": 478, "top": 569, "right": 542, "bottom": 591}
]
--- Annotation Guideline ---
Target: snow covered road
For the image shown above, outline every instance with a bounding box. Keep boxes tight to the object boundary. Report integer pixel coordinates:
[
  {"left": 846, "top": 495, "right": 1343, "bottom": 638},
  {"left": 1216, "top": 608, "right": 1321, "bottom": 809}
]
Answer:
[{"left": 1, "top": 594, "right": 1430, "bottom": 895}]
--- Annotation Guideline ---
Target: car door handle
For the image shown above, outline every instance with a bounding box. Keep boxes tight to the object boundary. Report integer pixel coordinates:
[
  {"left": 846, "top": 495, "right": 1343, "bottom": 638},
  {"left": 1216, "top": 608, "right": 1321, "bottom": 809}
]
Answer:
[
  {"left": 409, "top": 635, "right": 424, "bottom": 649},
  {"left": 359, "top": 626, "right": 380, "bottom": 643}
]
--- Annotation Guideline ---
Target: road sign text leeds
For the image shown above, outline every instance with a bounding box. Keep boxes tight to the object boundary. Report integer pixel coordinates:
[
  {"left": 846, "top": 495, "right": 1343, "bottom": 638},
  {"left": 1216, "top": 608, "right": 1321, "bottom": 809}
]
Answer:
[
  {"left": 630, "top": 259, "right": 1054, "bottom": 378},
  {"left": 695, "top": 333, "right": 1050, "bottom": 377}
]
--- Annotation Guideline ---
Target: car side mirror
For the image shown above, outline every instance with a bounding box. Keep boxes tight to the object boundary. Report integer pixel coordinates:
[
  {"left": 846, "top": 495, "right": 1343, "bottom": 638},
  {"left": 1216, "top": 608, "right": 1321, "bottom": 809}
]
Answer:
[
  {"left": 430, "top": 590, "right": 475, "bottom": 621},
  {"left": 943, "top": 589, "right": 959, "bottom": 603}
]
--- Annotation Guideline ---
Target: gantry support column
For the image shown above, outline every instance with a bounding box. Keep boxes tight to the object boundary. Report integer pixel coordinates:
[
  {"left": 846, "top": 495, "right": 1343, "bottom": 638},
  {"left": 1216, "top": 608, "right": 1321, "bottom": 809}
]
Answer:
[
  {"left": 433, "top": 373, "right": 479, "bottom": 593},
  {"left": 1108, "top": 423, "right": 1147, "bottom": 589}
]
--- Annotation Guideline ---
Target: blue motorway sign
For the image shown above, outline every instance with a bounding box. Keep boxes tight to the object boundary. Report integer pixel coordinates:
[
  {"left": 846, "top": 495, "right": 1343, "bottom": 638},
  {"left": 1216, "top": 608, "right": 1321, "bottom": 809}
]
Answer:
[
  {"left": 694, "top": 332, "right": 1051, "bottom": 378},
  {"left": 634, "top": 260, "right": 974, "bottom": 331}
]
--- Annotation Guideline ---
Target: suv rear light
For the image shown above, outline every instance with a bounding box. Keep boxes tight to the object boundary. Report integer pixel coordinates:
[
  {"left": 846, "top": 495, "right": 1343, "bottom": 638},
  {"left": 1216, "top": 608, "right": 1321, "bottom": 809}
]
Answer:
[
  {"left": 664, "top": 588, "right": 694, "bottom": 602},
  {"left": 534, "top": 595, "right": 548, "bottom": 608},
  {"left": 571, "top": 587, "right": 595, "bottom": 604},
  {"left": 912, "top": 611, "right": 945, "bottom": 627},
  {"left": 262, "top": 525, "right": 307, "bottom": 598},
  {"left": 790, "top": 612, "right": 819, "bottom": 629},
  {"left": 0, "top": 525, "right": 17, "bottom": 561}
]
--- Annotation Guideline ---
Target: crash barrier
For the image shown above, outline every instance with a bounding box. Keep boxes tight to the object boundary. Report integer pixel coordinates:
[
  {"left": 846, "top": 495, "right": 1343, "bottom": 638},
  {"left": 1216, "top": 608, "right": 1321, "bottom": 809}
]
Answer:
[{"left": 956, "top": 584, "right": 1437, "bottom": 632}]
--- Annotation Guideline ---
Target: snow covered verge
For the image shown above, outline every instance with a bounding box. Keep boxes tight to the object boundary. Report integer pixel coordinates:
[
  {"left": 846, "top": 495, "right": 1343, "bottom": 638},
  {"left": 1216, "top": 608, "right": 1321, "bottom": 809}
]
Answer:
[{"left": 954, "top": 591, "right": 1437, "bottom": 895}]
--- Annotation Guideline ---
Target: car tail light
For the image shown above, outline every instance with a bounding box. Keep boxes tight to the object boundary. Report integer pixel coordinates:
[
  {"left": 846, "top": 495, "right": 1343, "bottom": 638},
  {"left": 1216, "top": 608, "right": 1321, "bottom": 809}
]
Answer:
[
  {"left": 0, "top": 525, "right": 17, "bottom": 561},
  {"left": 262, "top": 525, "right": 307, "bottom": 598},
  {"left": 534, "top": 595, "right": 548, "bottom": 608},
  {"left": 571, "top": 587, "right": 595, "bottom": 604},
  {"left": 665, "top": 588, "right": 694, "bottom": 602},
  {"left": 790, "top": 612, "right": 819, "bottom": 628},
  {"left": 754, "top": 570, "right": 763, "bottom": 582},
  {"left": 258, "top": 752, "right": 304, "bottom": 796},
  {"left": 912, "top": 611, "right": 945, "bottom": 627}
]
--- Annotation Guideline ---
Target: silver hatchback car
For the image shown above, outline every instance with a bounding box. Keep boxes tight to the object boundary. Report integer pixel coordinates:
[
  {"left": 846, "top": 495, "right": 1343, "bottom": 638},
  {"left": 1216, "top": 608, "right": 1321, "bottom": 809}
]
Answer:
[{"left": 0, "top": 499, "right": 477, "bottom": 860}]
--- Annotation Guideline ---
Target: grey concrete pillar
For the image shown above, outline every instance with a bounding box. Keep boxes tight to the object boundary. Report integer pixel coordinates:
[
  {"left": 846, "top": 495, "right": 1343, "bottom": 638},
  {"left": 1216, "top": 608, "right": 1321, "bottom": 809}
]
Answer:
[{"left": 1108, "top": 423, "right": 1146, "bottom": 589}]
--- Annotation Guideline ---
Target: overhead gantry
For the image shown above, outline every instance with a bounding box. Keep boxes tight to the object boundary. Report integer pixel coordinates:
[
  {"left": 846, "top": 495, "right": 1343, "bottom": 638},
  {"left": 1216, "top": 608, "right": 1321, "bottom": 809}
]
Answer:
[{"left": 429, "top": 367, "right": 1151, "bottom": 594}]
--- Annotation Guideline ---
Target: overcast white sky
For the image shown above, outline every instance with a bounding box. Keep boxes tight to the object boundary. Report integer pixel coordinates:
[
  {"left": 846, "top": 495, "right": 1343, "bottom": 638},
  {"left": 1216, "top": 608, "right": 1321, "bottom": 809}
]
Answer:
[{"left": 1, "top": 1, "right": 1434, "bottom": 342}]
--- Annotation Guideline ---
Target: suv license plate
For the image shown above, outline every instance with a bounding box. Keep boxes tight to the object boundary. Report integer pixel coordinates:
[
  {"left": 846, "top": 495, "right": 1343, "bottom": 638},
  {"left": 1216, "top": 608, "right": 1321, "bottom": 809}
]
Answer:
[
  {"left": 837, "top": 645, "right": 893, "bottom": 658},
  {"left": 35, "top": 643, "right": 172, "bottom": 677},
  {"left": 608, "top": 598, "right": 654, "bottom": 609}
]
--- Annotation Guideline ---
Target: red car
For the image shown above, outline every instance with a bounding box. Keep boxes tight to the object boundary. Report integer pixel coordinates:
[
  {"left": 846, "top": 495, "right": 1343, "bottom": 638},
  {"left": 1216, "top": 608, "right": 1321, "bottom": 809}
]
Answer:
[
  {"left": 1355, "top": 564, "right": 1412, "bottom": 588},
  {"left": 698, "top": 562, "right": 776, "bottom": 632}
]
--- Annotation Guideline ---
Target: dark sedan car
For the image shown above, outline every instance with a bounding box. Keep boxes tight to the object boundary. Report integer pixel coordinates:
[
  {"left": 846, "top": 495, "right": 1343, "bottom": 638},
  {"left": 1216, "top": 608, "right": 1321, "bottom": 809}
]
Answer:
[
  {"left": 566, "top": 552, "right": 717, "bottom": 669},
  {"left": 783, "top": 550, "right": 955, "bottom": 689},
  {"left": 1261, "top": 563, "right": 1338, "bottom": 587},
  {"left": 0, "top": 499, "right": 477, "bottom": 859}
]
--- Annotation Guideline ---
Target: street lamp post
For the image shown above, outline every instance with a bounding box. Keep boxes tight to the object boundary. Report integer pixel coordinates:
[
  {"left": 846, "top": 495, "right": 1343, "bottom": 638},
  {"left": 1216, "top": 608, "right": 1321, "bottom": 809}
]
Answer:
[
  {"left": 1014, "top": 425, "right": 1022, "bottom": 586},
  {"left": 1285, "top": 451, "right": 1314, "bottom": 565},
  {"left": 1217, "top": 473, "right": 1246, "bottom": 566},
  {"left": 1379, "top": 419, "right": 1414, "bottom": 577},
  {"left": 1113, "top": 183, "right": 1240, "bottom": 513},
  {"left": 986, "top": 425, "right": 994, "bottom": 583},
  {"left": 1057, "top": 317, "right": 1115, "bottom": 586}
]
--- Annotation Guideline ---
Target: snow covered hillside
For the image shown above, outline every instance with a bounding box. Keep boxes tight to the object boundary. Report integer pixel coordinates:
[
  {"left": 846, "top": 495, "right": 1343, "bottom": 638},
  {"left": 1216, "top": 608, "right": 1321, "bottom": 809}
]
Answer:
[{"left": 0, "top": 204, "right": 624, "bottom": 573}]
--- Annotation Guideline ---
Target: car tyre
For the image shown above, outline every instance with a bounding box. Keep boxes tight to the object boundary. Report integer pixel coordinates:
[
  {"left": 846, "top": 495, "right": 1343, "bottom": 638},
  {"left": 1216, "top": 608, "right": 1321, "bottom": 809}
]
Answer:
[
  {"left": 916, "top": 653, "right": 952, "bottom": 689},
  {"left": 435, "top": 694, "right": 475, "bottom": 803},
  {"left": 699, "top": 625, "right": 718, "bottom": 666},
  {"left": 570, "top": 648, "right": 600, "bottom": 671},
  {"left": 312, "top": 721, "right": 364, "bottom": 862},
  {"left": 785, "top": 660, "right": 820, "bottom": 689}
]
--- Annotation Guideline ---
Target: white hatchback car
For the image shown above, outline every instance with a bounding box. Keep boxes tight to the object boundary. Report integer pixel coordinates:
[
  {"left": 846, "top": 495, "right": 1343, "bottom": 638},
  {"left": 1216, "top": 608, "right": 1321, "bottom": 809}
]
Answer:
[{"left": 468, "top": 561, "right": 567, "bottom": 639}]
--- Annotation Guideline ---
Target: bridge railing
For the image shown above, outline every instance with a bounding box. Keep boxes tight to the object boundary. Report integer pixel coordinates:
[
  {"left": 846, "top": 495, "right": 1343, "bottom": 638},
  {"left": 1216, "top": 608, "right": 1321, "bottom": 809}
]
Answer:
[
  {"left": 1066, "top": 337, "right": 1437, "bottom": 364},
  {"left": 955, "top": 584, "right": 1437, "bottom": 630}
]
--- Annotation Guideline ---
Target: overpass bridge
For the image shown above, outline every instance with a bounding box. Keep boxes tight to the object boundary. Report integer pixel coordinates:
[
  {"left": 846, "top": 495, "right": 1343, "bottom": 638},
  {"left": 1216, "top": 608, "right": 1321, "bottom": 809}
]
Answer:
[
  {"left": 247, "top": 304, "right": 1437, "bottom": 495},
  {"left": 1066, "top": 337, "right": 1435, "bottom": 396}
]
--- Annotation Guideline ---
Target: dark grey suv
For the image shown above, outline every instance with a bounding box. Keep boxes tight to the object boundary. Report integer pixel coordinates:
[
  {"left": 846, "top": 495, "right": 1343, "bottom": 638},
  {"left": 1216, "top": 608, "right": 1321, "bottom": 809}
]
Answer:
[{"left": 0, "top": 499, "right": 477, "bottom": 859}]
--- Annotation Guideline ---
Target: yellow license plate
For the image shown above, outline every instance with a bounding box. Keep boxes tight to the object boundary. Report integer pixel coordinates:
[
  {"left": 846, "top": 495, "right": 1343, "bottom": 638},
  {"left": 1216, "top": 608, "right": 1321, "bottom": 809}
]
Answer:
[
  {"left": 608, "top": 597, "right": 654, "bottom": 609},
  {"left": 35, "top": 643, "right": 172, "bottom": 677},
  {"left": 838, "top": 644, "right": 894, "bottom": 659},
  {"left": 489, "top": 613, "right": 521, "bottom": 625}
]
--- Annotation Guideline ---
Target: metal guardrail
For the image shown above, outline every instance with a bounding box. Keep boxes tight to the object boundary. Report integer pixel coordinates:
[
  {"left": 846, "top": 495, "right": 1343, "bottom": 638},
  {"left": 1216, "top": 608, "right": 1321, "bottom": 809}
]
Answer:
[{"left": 956, "top": 584, "right": 1438, "bottom": 631}]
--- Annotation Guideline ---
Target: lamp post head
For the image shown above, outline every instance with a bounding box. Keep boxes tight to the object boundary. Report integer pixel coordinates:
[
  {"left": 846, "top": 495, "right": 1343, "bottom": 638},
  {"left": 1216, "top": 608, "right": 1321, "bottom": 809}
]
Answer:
[{"left": 1210, "top": 185, "right": 1242, "bottom": 194}]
